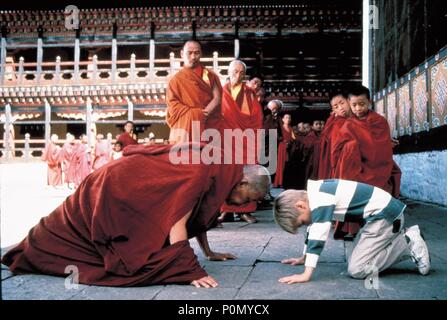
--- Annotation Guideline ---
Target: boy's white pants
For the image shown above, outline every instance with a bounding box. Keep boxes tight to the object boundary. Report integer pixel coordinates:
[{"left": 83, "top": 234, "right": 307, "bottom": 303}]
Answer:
[{"left": 347, "top": 215, "right": 412, "bottom": 279}]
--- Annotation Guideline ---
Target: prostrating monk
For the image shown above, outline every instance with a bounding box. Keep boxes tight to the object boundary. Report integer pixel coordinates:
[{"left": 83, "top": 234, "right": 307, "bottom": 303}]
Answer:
[
  {"left": 73, "top": 134, "right": 92, "bottom": 188},
  {"left": 1, "top": 143, "right": 270, "bottom": 288},
  {"left": 92, "top": 134, "right": 111, "bottom": 171},
  {"left": 273, "top": 114, "right": 296, "bottom": 188},
  {"left": 116, "top": 121, "right": 138, "bottom": 148},
  {"left": 41, "top": 134, "right": 62, "bottom": 187},
  {"left": 59, "top": 133, "right": 76, "bottom": 188},
  {"left": 166, "top": 40, "right": 222, "bottom": 143},
  {"left": 219, "top": 60, "right": 264, "bottom": 224},
  {"left": 331, "top": 86, "right": 402, "bottom": 238}
]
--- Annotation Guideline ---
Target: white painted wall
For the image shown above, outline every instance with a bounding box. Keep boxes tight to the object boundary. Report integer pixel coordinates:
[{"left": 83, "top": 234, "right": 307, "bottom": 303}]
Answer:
[{"left": 394, "top": 151, "right": 447, "bottom": 206}]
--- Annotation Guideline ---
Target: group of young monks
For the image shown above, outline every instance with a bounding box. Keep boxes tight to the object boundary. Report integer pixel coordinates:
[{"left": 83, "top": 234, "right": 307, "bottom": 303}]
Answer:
[
  {"left": 41, "top": 121, "right": 142, "bottom": 189},
  {"left": 269, "top": 86, "right": 401, "bottom": 239}
]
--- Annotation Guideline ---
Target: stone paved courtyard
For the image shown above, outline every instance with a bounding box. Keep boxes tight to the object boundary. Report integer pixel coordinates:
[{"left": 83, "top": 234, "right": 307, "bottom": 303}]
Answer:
[{"left": 1, "top": 162, "right": 447, "bottom": 300}]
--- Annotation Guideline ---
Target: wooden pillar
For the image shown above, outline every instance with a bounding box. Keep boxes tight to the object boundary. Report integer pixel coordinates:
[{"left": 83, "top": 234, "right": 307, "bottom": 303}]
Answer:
[
  {"left": 169, "top": 52, "right": 175, "bottom": 76},
  {"left": 4, "top": 103, "right": 12, "bottom": 160},
  {"left": 127, "top": 96, "right": 134, "bottom": 122},
  {"left": 111, "top": 23, "right": 117, "bottom": 83},
  {"left": 234, "top": 20, "right": 240, "bottom": 59},
  {"left": 44, "top": 99, "right": 51, "bottom": 148},
  {"left": 36, "top": 27, "right": 43, "bottom": 85},
  {"left": 149, "top": 22, "right": 155, "bottom": 81},
  {"left": 55, "top": 56, "right": 61, "bottom": 85},
  {"left": 18, "top": 57, "right": 24, "bottom": 85},
  {"left": 74, "top": 31, "right": 80, "bottom": 83},
  {"left": 86, "top": 98, "right": 93, "bottom": 146},
  {"left": 0, "top": 36, "right": 6, "bottom": 86}
]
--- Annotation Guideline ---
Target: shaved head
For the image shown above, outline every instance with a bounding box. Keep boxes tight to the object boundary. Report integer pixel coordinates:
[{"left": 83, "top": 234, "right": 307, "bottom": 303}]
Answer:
[
  {"left": 228, "top": 60, "right": 247, "bottom": 86},
  {"left": 181, "top": 41, "right": 202, "bottom": 68},
  {"left": 243, "top": 165, "right": 271, "bottom": 195}
]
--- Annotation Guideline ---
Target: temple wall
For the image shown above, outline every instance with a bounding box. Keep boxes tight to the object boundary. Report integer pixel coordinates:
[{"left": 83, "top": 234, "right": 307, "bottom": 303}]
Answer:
[{"left": 394, "top": 151, "right": 447, "bottom": 206}]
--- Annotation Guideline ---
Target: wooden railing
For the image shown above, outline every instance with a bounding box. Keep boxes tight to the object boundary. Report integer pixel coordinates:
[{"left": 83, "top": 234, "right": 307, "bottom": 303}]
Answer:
[{"left": 1, "top": 53, "right": 236, "bottom": 87}]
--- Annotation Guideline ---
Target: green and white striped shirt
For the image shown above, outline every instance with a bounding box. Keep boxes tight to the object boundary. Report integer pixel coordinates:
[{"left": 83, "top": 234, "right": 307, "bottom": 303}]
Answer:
[{"left": 303, "top": 179, "right": 406, "bottom": 268}]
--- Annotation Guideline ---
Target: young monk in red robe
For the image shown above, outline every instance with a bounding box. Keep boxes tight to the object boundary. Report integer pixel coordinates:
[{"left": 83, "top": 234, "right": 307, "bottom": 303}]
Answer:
[
  {"left": 41, "top": 134, "right": 62, "bottom": 187},
  {"left": 218, "top": 60, "right": 264, "bottom": 224},
  {"left": 1, "top": 143, "right": 270, "bottom": 287},
  {"left": 331, "top": 86, "right": 402, "bottom": 238},
  {"left": 166, "top": 40, "right": 222, "bottom": 143},
  {"left": 73, "top": 134, "right": 92, "bottom": 188},
  {"left": 92, "top": 134, "right": 111, "bottom": 170},
  {"left": 317, "top": 92, "right": 358, "bottom": 239},
  {"left": 318, "top": 92, "right": 353, "bottom": 180},
  {"left": 116, "top": 121, "right": 138, "bottom": 148},
  {"left": 273, "top": 113, "right": 296, "bottom": 188}
]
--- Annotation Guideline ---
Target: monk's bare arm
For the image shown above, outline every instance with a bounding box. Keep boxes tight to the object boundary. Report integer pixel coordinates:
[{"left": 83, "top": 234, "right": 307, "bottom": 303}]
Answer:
[
  {"left": 196, "top": 232, "right": 237, "bottom": 261},
  {"left": 203, "top": 81, "right": 222, "bottom": 117},
  {"left": 169, "top": 210, "right": 193, "bottom": 244}
]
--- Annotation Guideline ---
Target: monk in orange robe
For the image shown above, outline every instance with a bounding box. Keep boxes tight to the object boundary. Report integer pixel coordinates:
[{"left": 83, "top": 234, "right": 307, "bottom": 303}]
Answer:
[
  {"left": 331, "top": 86, "right": 402, "bottom": 238},
  {"left": 166, "top": 40, "right": 222, "bottom": 143},
  {"left": 2, "top": 143, "right": 270, "bottom": 288},
  {"left": 116, "top": 121, "right": 138, "bottom": 148},
  {"left": 41, "top": 134, "right": 62, "bottom": 187},
  {"left": 218, "top": 60, "right": 264, "bottom": 224}
]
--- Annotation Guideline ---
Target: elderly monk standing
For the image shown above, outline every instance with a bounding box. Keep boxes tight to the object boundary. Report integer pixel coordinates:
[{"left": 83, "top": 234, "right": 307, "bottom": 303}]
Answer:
[
  {"left": 41, "top": 134, "right": 63, "bottom": 187},
  {"left": 218, "top": 60, "right": 264, "bottom": 224},
  {"left": 166, "top": 41, "right": 222, "bottom": 143},
  {"left": 2, "top": 143, "right": 270, "bottom": 288}
]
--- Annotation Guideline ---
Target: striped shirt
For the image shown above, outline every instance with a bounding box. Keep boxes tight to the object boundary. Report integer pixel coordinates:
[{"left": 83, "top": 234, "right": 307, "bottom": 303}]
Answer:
[{"left": 303, "top": 179, "right": 406, "bottom": 268}]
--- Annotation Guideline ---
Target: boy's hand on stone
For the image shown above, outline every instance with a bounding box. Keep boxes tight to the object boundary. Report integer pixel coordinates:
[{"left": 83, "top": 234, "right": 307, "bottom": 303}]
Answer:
[
  {"left": 278, "top": 273, "right": 311, "bottom": 284},
  {"left": 191, "top": 275, "right": 219, "bottom": 288},
  {"left": 281, "top": 256, "right": 305, "bottom": 266}
]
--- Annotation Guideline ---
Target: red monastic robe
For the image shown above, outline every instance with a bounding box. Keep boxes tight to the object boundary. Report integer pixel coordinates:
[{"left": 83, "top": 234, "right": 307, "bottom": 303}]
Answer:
[
  {"left": 41, "top": 142, "right": 62, "bottom": 186},
  {"left": 1, "top": 143, "right": 244, "bottom": 286},
  {"left": 303, "top": 131, "right": 322, "bottom": 181},
  {"left": 331, "top": 111, "right": 401, "bottom": 197},
  {"left": 220, "top": 83, "right": 263, "bottom": 213},
  {"left": 73, "top": 143, "right": 92, "bottom": 188},
  {"left": 166, "top": 66, "right": 223, "bottom": 143},
  {"left": 273, "top": 127, "right": 295, "bottom": 188},
  {"left": 117, "top": 133, "right": 138, "bottom": 148},
  {"left": 59, "top": 142, "right": 76, "bottom": 184},
  {"left": 93, "top": 140, "right": 111, "bottom": 171}
]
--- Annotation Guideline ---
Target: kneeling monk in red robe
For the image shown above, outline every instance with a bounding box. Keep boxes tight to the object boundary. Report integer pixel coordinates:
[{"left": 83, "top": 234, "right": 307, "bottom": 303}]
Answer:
[{"left": 1, "top": 143, "right": 270, "bottom": 288}]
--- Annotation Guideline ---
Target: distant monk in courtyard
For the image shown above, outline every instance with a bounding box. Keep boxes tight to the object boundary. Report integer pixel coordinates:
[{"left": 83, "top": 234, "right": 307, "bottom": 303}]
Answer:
[
  {"left": 1, "top": 143, "right": 270, "bottom": 287},
  {"left": 92, "top": 134, "right": 111, "bottom": 170},
  {"left": 59, "top": 133, "right": 76, "bottom": 188},
  {"left": 41, "top": 134, "right": 62, "bottom": 187},
  {"left": 166, "top": 40, "right": 222, "bottom": 143},
  {"left": 303, "top": 119, "right": 324, "bottom": 181},
  {"left": 219, "top": 60, "right": 264, "bottom": 224},
  {"left": 273, "top": 113, "right": 296, "bottom": 188},
  {"left": 116, "top": 121, "right": 138, "bottom": 148},
  {"left": 73, "top": 134, "right": 92, "bottom": 188}
]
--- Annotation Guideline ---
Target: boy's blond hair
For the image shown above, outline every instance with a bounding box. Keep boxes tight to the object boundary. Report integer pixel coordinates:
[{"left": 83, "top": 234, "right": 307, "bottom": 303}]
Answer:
[{"left": 273, "top": 190, "right": 308, "bottom": 234}]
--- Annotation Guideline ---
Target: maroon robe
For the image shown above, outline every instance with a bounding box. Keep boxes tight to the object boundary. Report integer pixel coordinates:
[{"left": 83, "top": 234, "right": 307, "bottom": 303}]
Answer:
[
  {"left": 59, "top": 142, "right": 76, "bottom": 184},
  {"left": 273, "top": 126, "right": 295, "bottom": 188},
  {"left": 117, "top": 133, "right": 138, "bottom": 148},
  {"left": 73, "top": 143, "right": 92, "bottom": 188},
  {"left": 41, "top": 142, "right": 62, "bottom": 186},
  {"left": 1, "top": 143, "right": 244, "bottom": 286},
  {"left": 220, "top": 83, "right": 263, "bottom": 213},
  {"left": 303, "top": 131, "right": 321, "bottom": 181}
]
